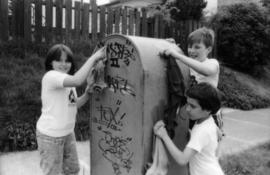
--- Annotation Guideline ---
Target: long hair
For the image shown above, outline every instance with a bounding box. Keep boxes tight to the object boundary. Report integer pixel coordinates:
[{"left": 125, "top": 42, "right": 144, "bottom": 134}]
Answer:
[{"left": 45, "top": 44, "right": 76, "bottom": 75}]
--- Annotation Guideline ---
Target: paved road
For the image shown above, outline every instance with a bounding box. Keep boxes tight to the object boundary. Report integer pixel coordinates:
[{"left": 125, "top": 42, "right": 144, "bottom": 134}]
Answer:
[{"left": 218, "top": 108, "right": 270, "bottom": 156}]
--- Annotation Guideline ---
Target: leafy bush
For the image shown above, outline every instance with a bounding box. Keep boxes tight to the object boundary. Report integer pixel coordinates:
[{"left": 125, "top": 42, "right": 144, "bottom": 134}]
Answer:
[
  {"left": 5, "top": 120, "right": 37, "bottom": 151},
  {"left": 209, "top": 3, "right": 270, "bottom": 75},
  {"left": 218, "top": 66, "right": 270, "bottom": 110},
  {"left": 169, "top": 0, "right": 207, "bottom": 20}
]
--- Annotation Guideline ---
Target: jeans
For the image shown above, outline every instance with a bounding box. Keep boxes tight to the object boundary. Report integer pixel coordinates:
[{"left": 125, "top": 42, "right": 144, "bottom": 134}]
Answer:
[{"left": 36, "top": 130, "right": 80, "bottom": 175}]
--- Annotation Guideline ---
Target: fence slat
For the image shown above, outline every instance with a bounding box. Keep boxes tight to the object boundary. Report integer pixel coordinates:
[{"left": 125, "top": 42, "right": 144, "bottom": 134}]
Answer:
[
  {"left": 122, "top": 7, "right": 127, "bottom": 35},
  {"left": 154, "top": 15, "right": 159, "bottom": 38},
  {"left": 34, "top": 0, "right": 42, "bottom": 42},
  {"left": 0, "top": 0, "right": 9, "bottom": 41},
  {"left": 55, "top": 0, "right": 63, "bottom": 42},
  {"left": 159, "top": 16, "right": 165, "bottom": 38},
  {"left": 23, "top": 0, "right": 31, "bottom": 43},
  {"left": 45, "top": 0, "right": 53, "bottom": 43},
  {"left": 65, "top": 0, "right": 72, "bottom": 44},
  {"left": 99, "top": 6, "right": 106, "bottom": 39},
  {"left": 128, "top": 9, "right": 134, "bottom": 35},
  {"left": 74, "top": 2, "right": 81, "bottom": 41},
  {"left": 135, "top": 10, "right": 140, "bottom": 36},
  {"left": 12, "top": 0, "right": 23, "bottom": 39},
  {"left": 91, "top": 0, "right": 97, "bottom": 41},
  {"left": 141, "top": 8, "right": 147, "bottom": 37},
  {"left": 107, "top": 8, "right": 112, "bottom": 34},
  {"left": 115, "top": 8, "right": 121, "bottom": 34},
  {"left": 82, "top": 3, "right": 89, "bottom": 40}
]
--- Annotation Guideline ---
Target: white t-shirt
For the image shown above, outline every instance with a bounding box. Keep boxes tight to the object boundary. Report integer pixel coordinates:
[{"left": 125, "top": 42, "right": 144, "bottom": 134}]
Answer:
[
  {"left": 190, "top": 58, "right": 219, "bottom": 88},
  {"left": 186, "top": 117, "right": 224, "bottom": 175},
  {"left": 37, "top": 70, "right": 78, "bottom": 137}
]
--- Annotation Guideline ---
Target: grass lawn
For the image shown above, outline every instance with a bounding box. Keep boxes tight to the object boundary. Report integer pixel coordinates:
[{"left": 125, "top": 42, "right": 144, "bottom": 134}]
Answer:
[{"left": 220, "top": 141, "right": 270, "bottom": 175}]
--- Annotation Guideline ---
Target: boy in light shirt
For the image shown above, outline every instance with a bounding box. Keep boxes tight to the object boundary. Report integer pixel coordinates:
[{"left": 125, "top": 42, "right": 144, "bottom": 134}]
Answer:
[{"left": 154, "top": 83, "right": 225, "bottom": 175}]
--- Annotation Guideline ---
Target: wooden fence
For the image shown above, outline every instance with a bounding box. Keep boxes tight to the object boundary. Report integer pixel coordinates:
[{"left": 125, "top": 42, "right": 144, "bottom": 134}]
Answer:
[{"left": 0, "top": 0, "right": 208, "bottom": 53}]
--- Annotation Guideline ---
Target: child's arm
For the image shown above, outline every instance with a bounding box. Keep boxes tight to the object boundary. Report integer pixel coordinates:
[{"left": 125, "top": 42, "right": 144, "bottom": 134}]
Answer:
[
  {"left": 76, "top": 85, "right": 93, "bottom": 108},
  {"left": 76, "top": 71, "right": 96, "bottom": 108},
  {"left": 76, "top": 93, "right": 90, "bottom": 109},
  {"left": 154, "top": 121, "right": 197, "bottom": 165},
  {"left": 63, "top": 47, "right": 106, "bottom": 87},
  {"left": 163, "top": 48, "right": 218, "bottom": 76}
]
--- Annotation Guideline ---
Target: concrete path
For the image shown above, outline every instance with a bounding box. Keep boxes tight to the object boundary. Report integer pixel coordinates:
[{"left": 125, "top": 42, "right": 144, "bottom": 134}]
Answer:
[
  {"left": 218, "top": 108, "right": 270, "bottom": 157},
  {"left": 0, "top": 142, "right": 90, "bottom": 175}
]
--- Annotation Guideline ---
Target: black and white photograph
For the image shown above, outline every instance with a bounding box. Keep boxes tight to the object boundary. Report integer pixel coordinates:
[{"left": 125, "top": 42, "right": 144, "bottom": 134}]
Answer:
[{"left": 0, "top": 0, "right": 270, "bottom": 175}]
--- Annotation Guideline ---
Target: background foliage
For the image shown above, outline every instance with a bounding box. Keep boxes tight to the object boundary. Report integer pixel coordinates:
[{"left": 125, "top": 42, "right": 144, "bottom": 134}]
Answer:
[
  {"left": 218, "top": 66, "right": 270, "bottom": 110},
  {"left": 147, "top": 0, "right": 207, "bottom": 22},
  {"left": 208, "top": 3, "right": 270, "bottom": 76},
  {"left": 169, "top": 0, "right": 207, "bottom": 20}
]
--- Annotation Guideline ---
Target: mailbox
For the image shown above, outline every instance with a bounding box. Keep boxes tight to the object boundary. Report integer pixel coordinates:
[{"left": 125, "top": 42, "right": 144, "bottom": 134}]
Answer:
[{"left": 90, "top": 34, "right": 189, "bottom": 175}]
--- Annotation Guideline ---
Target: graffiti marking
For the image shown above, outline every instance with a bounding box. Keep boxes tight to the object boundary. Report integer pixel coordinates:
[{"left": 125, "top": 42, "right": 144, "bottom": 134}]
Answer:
[{"left": 99, "top": 130, "right": 133, "bottom": 175}]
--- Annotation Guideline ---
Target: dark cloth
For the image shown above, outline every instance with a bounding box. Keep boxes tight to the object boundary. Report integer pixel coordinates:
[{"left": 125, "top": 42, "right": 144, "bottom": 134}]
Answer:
[
  {"left": 187, "top": 75, "right": 198, "bottom": 130},
  {"left": 164, "top": 56, "right": 186, "bottom": 139}
]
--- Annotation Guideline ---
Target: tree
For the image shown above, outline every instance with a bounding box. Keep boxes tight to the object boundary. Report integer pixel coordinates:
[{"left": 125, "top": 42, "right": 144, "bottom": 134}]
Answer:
[
  {"left": 261, "top": 0, "right": 270, "bottom": 19},
  {"left": 147, "top": 0, "right": 207, "bottom": 21},
  {"left": 169, "top": 0, "right": 207, "bottom": 20},
  {"left": 209, "top": 3, "right": 270, "bottom": 75},
  {"left": 261, "top": 0, "right": 270, "bottom": 9}
]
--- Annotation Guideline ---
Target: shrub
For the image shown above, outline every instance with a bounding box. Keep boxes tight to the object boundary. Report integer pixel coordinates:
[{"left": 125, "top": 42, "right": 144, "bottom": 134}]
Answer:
[
  {"left": 5, "top": 119, "right": 37, "bottom": 151},
  {"left": 209, "top": 3, "right": 270, "bottom": 75},
  {"left": 218, "top": 66, "right": 270, "bottom": 110}
]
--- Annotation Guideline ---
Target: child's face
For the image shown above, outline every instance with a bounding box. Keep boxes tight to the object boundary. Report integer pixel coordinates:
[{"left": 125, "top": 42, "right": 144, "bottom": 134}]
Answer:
[
  {"left": 188, "top": 41, "right": 212, "bottom": 62},
  {"left": 185, "top": 97, "right": 210, "bottom": 122},
  {"left": 52, "top": 51, "right": 72, "bottom": 74}
]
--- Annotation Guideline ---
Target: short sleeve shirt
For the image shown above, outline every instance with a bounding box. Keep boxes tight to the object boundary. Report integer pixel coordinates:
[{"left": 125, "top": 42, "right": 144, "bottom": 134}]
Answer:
[
  {"left": 37, "top": 70, "right": 78, "bottom": 137},
  {"left": 186, "top": 117, "right": 224, "bottom": 175},
  {"left": 189, "top": 59, "right": 219, "bottom": 88}
]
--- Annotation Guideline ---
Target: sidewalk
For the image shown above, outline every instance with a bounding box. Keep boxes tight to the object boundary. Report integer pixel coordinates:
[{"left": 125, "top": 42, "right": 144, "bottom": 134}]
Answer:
[
  {"left": 0, "top": 142, "right": 90, "bottom": 175},
  {"left": 218, "top": 108, "right": 270, "bottom": 157}
]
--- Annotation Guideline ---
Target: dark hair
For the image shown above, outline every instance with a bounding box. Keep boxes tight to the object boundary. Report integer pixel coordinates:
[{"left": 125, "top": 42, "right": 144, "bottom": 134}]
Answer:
[
  {"left": 188, "top": 27, "right": 215, "bottom": 48},
  {"left": 186, "top": 82, "right": 220, "bottom": 114},
  {"left": 45, "top": 44, "right": 76, "bottom": 75}
]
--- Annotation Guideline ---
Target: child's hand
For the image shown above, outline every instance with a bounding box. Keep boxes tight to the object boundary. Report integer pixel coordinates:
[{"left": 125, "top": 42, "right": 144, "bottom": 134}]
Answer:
[
  {"left": 153, "top": 120, "right": 167, "bottom": 139},
  {"left": 154, "top": 125, "right": 168, "bottom": 139},
  {"left": 92, "top": 47, "right": 106, "bottom": 61},
  {"left": 161, "top": 48, "right": 177, "bottom": 57},
  {"left": 166, "top": 38, "right": 176, "bottom": 44},
  {"left": 85, "top": 84, "right": 94, "bottom": 95},
  {"left": 154, "top": 120, "right": 165, "bottom": 132}
]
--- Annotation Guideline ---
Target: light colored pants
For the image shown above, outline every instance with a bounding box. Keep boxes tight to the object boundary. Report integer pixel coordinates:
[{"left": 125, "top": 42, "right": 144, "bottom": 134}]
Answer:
[{"left": 36, "top": 131, "right": 80, "bottom": 175}]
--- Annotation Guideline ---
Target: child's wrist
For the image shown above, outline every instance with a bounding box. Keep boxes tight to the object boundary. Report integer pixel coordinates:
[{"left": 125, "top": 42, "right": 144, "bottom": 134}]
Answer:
[{"left": 85, "top": 91, "right": 92, "bottom": 97}]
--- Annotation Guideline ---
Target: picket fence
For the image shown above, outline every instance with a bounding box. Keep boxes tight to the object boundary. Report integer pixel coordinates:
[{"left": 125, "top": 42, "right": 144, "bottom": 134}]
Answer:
[{"left": 0, "top": 0, "right": 211, "bottom": 53}]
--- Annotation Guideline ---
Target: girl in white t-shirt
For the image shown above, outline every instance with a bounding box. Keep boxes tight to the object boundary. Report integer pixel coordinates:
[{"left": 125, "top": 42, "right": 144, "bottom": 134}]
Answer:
[
  {"left": 36, "top": 44, "right": 105, "bottom": 175},
  {"left": 154, "top": 83, "right": 224, "bottom": 175}
]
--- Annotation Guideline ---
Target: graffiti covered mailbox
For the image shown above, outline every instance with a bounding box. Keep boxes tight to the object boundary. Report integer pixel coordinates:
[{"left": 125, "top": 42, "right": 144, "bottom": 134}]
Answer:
[{"left": 90, "top": 34, "right": 189, "bottom": 175}]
